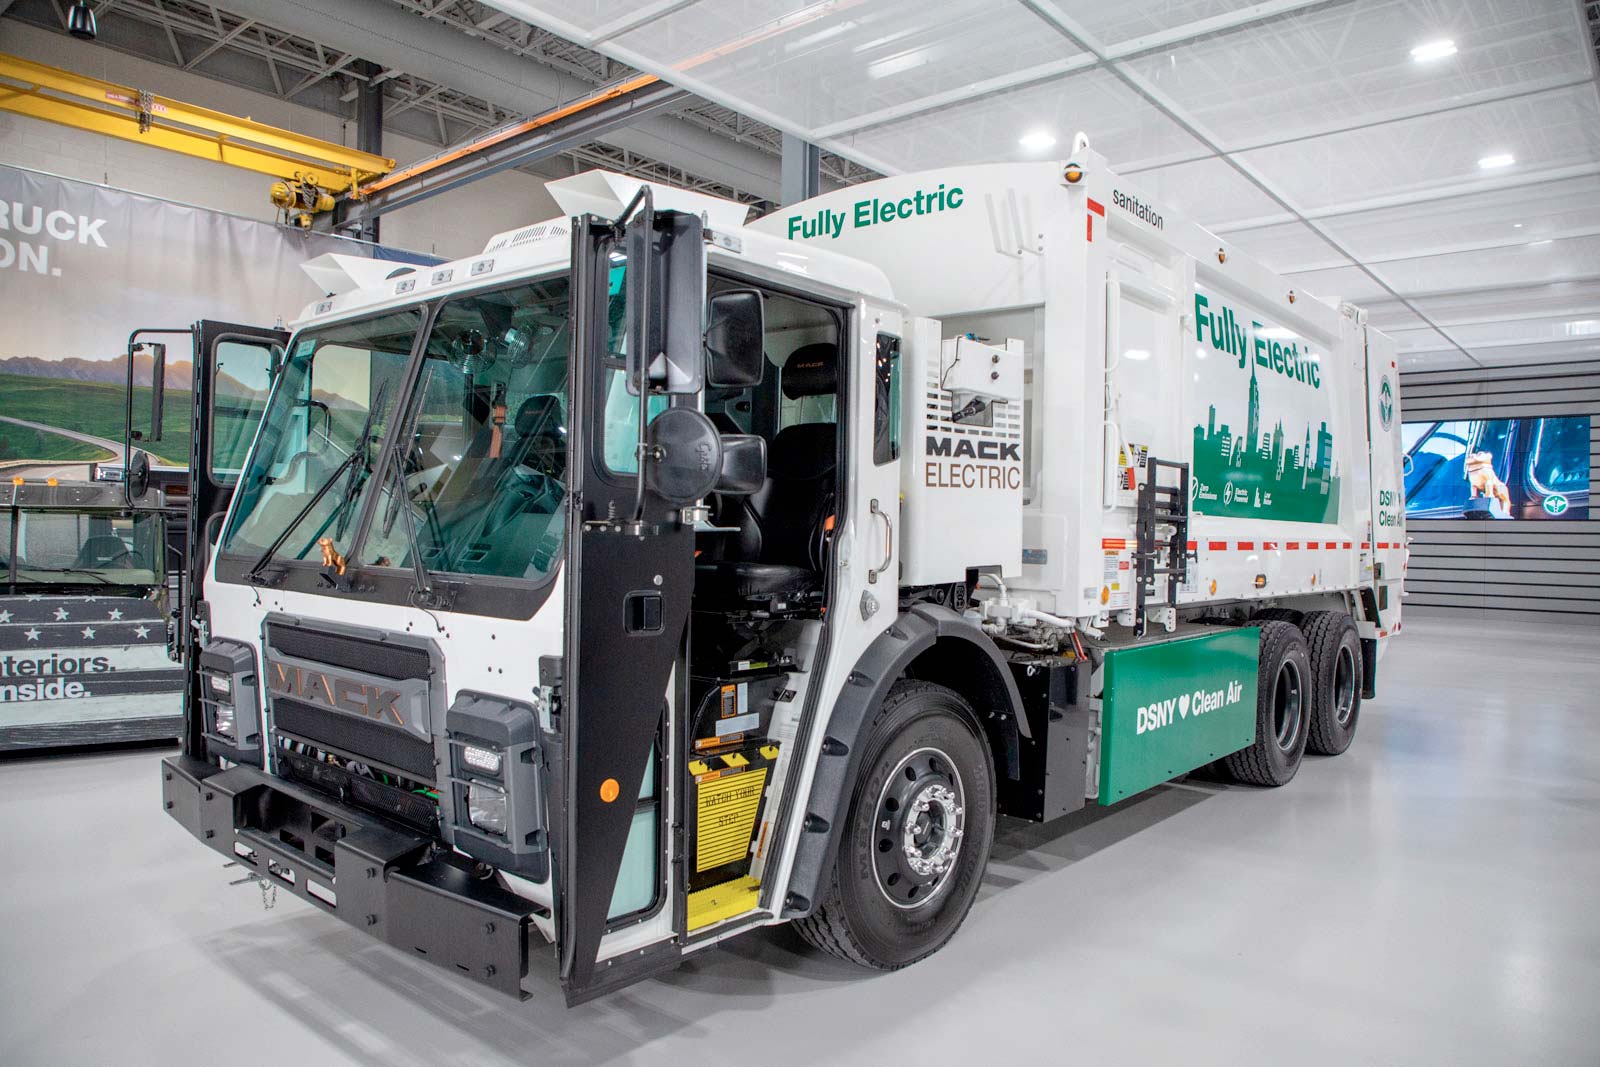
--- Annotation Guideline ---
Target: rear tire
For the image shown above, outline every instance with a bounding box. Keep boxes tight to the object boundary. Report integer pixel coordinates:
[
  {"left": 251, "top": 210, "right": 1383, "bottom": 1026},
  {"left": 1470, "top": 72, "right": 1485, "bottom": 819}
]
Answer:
[
  {"left": 1224, "top": 621, "right": 1311, "bottom": 786},
  {"left": 793, "top": 680, "right": 995, "bottom": 969},
  {"left": 1302, "top": 610, "right": 1362, "bottom": 755}
]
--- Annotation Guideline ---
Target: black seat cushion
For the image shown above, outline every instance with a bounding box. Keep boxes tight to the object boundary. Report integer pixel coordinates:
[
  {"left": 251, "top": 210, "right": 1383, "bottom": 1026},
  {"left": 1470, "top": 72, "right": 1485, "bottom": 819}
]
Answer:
[{"left": 694, "top": 560, "right": 819, "bottom": 602}]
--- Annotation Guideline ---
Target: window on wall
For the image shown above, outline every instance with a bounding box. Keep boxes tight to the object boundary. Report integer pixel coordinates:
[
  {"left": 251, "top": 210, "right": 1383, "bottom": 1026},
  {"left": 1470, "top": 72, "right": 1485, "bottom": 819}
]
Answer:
[{"left": 873, "top": 333, "right": 901, "bottom": 464}]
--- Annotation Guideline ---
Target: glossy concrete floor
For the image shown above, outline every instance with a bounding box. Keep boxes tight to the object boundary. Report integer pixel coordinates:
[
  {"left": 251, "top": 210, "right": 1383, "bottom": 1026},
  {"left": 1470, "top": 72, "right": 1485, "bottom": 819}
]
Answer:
[{"left": 2, "top": 614, "right": 1596, "bottom": 1066}]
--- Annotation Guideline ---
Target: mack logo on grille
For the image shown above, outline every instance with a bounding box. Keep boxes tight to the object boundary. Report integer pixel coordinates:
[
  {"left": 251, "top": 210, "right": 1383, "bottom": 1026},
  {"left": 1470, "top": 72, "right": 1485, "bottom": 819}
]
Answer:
[{"left": 265, "top": 659, "right": 404, "bottom": 726}]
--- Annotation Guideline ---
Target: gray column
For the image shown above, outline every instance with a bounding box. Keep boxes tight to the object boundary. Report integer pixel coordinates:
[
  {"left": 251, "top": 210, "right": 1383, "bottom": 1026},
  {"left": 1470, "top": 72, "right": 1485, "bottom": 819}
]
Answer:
[{"left": 780, "top": 132, "right": 820, "bottom": 206}]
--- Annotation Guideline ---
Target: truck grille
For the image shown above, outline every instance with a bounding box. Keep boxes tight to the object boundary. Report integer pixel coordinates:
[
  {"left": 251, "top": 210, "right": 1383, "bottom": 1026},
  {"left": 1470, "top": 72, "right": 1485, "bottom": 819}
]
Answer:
[{"left": 263, "top": 621, "right": 438, "bottom": 785}]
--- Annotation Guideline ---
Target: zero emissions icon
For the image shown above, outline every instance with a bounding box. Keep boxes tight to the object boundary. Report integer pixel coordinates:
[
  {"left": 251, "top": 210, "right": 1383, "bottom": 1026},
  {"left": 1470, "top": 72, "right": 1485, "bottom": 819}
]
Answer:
[
  {"left": 1378, "top": 376, "right": 1394, "bottom": 430},
  {"left": 1543, "top": 493, "right": 1570, "bottom": 516}
]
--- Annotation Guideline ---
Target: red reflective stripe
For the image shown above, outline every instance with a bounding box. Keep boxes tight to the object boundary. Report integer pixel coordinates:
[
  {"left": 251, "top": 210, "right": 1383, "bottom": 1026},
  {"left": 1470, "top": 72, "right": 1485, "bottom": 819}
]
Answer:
[
  {"left": 1236, "top": 541, "right": 1255, "bottom": 550},
  {"left": 1186, "top": 540, "right": 1197, "bottom": 551},
  {"left": 1286, "top": 542, "right": 1300, "bottom": 550},
  {"left": 1262, "top": 541, "right": 1279, "bottom": 551},
  {"left": 1208, "top": 540, "right": 1228, "bottom": 551},
  {"left": 1343, "top": 541, "right": 1353, "bottom": 549},
  {"left": 1360, "top": 542, "right": 1371, "bottom": 549},
  {"left": 1087, "top": 198, "right": 1105, "bottom": 216},
  {"left": 1101, "top": 538, "right": 1128, "bottom": 550},
  {"left": 1086, "top": 215, "right": 1094, "bottom": 242}
]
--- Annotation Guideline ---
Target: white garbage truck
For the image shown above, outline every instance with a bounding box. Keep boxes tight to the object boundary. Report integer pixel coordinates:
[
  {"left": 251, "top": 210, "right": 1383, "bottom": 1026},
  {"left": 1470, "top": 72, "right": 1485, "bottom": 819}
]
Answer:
[{"left": 159, "top": 146, "right": 1405, "bottom": 1004}]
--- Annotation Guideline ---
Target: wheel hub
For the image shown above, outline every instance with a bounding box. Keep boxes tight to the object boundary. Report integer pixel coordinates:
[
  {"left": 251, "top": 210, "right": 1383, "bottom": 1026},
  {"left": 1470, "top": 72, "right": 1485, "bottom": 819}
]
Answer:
[{"left": 873, "top": 747, "right": 966, "bottom": 909}]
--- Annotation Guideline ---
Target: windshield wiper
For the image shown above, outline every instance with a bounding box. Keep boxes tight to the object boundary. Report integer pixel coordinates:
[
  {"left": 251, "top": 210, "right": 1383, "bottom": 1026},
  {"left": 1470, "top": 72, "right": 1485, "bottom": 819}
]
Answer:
[
  {"left": 334, "top": 378, "right": 391, "bottom": 540},
  {"left": 380, "top": 460, "right": 437, "bottom": 608},
  {"left": 16, "top": 566, "right": 113, "bottom": 584},
  {"left": 245, "top": 380, "right": 391, "bottom": 586}
]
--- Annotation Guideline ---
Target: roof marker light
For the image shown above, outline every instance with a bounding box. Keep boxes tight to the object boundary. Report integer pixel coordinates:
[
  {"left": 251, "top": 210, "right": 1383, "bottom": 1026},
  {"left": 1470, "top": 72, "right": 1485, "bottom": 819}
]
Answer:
[{"left": 1410, "top": 39, "right": 1457, "bottom": 63}]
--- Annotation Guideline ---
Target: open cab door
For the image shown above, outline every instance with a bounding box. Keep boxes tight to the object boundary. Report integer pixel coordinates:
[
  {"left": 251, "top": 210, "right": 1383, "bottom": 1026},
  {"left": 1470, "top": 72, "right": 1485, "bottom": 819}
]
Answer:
[{"left": 558, "top": 193, "right": 711, "bottom": 1003}]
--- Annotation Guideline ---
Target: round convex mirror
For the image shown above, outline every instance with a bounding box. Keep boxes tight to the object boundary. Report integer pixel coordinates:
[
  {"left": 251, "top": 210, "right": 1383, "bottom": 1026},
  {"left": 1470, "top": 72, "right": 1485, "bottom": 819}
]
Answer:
[{"left": 645, "top": 407, "right": 723, "bottom": 506}]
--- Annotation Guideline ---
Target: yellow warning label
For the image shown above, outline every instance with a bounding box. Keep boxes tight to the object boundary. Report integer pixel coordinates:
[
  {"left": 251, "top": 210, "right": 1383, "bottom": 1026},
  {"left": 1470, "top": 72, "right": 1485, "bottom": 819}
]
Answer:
[{"left": 695, "top": 766, "right": 767, "bottom": 872}]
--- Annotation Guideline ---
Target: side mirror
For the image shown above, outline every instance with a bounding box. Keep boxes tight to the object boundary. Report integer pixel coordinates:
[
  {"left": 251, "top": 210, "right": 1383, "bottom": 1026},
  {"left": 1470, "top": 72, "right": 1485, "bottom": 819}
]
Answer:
[
  {"left": 644, "top": 407, "right": 722, "bottom": 506},
  {"left": 626, "top": 210, "right": 707, "bottom": 395},
  {"left": 127, "top": 449, "right": 151, "bottom": 501},
  {"left": 705, "top": 289, "right": 765, "bottom": 388},
  {"left": 134, "top": 342, "right": 167, "bottom": 444},
  {"left": 715, "top": 435, "right": 766, "bottom": 495}
]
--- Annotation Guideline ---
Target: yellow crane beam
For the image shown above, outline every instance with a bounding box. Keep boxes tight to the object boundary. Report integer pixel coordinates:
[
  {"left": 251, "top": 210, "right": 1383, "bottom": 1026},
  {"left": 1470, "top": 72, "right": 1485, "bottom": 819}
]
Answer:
[{"left": 0, "top": 51, "right": 395, "bottom": 194}]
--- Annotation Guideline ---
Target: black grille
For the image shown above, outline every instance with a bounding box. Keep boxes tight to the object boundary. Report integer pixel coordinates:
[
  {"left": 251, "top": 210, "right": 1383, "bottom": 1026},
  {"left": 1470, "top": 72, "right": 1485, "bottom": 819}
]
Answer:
[
  {"left": 267, "top": 624, "right": 431, "bottom": 681},
  {"left": 273, "top": 697, "right": 436, "bottom": 781}
]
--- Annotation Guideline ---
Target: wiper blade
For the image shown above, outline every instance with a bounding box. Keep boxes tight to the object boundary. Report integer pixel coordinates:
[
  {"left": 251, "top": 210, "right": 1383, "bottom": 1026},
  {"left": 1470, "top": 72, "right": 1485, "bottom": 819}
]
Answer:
[
  {"left": 15, "top": 566, "right": 113, "bottom": 584},
  {"left": 381, "top": 461, "right": 437, "bottom": 608},
  {"left": 246, "top": 379, "right": 392, "bottom": 585},
  {"left": 334, "top": 378, "right": 392, "bottom": 540}
]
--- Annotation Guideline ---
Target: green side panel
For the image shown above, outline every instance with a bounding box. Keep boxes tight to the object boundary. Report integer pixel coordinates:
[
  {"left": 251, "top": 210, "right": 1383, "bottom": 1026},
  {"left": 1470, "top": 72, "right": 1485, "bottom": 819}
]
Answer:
[{"left": 1099, "top": 628, "right": 1260, "bottom": 804}]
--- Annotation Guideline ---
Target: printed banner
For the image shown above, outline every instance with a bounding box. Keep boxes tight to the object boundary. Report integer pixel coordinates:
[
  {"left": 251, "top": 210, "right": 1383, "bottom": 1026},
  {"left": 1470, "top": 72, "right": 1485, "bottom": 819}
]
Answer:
[{"left": 0, "top": 595, "right": 180, "bottom": 727}]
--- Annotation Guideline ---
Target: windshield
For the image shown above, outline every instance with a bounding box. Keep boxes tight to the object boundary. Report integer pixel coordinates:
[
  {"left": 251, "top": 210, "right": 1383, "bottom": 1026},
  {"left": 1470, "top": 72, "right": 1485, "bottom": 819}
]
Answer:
[
  {"left": 221, "top": 309, "right": 419, "bottom": 562},
  {"left": 3, "top": 510, "right": 165, "bottom": 588},
  {"left": 361, "top": 279, "right": 572, "bottom": 581}
]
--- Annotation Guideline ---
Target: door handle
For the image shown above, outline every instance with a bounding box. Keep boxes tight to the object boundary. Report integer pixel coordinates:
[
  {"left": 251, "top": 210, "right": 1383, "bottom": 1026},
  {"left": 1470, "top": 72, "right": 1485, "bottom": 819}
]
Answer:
[{"left": 867, "top": 498, "right": 893, "bottom": 585}]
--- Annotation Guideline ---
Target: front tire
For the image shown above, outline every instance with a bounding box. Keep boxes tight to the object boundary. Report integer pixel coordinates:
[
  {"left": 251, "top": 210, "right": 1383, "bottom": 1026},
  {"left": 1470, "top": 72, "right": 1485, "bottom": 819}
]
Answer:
[
  {"left": 1302, "top": 611, "right": 1362, "bottom": 755},
  {"left": 793, "top": 680, "right": 994, "bottom": 969},
  {"left": 1223, "top": 621, "right": 1312, "bottom": 786}
]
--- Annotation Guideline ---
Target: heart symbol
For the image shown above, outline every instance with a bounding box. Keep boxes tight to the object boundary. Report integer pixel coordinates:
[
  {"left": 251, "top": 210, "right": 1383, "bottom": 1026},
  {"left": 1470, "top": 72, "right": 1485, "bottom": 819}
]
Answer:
[{"left": 1178, "top": 694, "right": 1190, "bottom": 718}]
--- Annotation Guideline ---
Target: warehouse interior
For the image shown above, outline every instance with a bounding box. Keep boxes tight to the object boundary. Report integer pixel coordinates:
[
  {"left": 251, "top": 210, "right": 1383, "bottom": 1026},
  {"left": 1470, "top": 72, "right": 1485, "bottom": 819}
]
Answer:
[{"left": 0, "top": 2, "right": 1596, "bottom": 1064}]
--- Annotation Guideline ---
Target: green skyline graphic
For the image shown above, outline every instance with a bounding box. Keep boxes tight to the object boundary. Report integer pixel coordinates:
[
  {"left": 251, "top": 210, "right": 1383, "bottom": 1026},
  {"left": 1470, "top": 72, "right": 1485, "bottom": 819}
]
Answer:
[{"left": 1191, "top": 358, "right": 1341, "bottom": 524}]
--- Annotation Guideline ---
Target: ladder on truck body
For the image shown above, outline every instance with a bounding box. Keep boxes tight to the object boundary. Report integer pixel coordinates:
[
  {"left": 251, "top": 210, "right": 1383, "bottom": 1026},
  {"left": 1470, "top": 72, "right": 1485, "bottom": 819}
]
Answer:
[{"left": 1134, "top": 457, "right": 1191, "bottom": 637}]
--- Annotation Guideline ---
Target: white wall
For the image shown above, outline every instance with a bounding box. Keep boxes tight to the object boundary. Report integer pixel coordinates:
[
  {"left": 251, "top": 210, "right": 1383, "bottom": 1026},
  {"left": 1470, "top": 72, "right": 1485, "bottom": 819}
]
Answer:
[{"left": 0, "top": 19, "right": 563, "bottom": 259}]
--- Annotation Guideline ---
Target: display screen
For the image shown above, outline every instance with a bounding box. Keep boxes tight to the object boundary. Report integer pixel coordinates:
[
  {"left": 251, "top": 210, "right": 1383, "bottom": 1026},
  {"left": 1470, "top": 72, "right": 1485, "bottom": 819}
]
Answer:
[{"left": 1402, "top": 416, "right": 1590, "bottom": 519}]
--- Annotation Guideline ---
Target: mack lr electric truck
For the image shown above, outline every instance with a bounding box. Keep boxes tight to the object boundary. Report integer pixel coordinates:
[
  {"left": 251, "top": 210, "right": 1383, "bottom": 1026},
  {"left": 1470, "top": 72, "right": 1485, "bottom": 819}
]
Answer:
[{"left": 159, "top": 149, "right": 1406, "bottom": 1005}]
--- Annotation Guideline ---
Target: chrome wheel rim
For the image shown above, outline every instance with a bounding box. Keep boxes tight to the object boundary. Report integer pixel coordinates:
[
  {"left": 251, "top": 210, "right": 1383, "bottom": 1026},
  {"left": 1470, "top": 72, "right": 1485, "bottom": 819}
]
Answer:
[{"left": 872, "top": 746, "right": 966, "bottom": 910}]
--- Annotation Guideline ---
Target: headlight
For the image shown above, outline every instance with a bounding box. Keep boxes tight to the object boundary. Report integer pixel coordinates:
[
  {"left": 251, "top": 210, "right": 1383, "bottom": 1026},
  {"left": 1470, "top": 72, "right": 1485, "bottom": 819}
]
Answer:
[
  {"left": 205, "top": 672, "right": 231, "bottom": 699},
  {"left": 461, "top": 744, "right": 502, "bottom": 775},
  {"left": 466, "top": 782, "right": 508, "bottom": 836},
  {"left": 212, "top": 701, "right": 236, "bottom": 739}
]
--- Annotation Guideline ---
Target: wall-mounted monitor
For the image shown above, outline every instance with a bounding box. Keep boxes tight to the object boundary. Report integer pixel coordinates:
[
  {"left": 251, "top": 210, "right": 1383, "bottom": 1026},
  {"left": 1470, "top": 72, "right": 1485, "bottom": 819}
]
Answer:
[{"left": 1402, "top": 416, "right": 1590, "bottom": 520}]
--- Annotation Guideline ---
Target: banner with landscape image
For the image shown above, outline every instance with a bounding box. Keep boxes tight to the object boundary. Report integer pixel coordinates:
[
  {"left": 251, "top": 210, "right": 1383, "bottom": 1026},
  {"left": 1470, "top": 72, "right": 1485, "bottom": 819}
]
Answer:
[{"left": 0, "top": 163, "right": 430, "bottom": 477}]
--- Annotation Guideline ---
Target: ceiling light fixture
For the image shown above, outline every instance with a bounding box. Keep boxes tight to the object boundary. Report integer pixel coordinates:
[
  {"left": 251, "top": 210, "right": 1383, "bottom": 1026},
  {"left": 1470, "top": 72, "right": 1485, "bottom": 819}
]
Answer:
[
  {"left": 1478, "top": 153, "right": 1515, "bottom": 169},
  {"left": 1019, "top": 130, "right": 1056, "bottom": 152},
  {"left": 66, "top": 1, "right": 97, "bottom": 40},
  {"left": 1409, "top": 39, "right": 1457, "bottom": 63}
]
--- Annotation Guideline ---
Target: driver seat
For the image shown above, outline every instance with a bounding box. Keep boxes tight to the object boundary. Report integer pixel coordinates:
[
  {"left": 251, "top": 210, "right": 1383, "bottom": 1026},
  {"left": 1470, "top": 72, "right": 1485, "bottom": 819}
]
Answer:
[{"left": 695, "top": 343, "right": 838, "bottom": 606}]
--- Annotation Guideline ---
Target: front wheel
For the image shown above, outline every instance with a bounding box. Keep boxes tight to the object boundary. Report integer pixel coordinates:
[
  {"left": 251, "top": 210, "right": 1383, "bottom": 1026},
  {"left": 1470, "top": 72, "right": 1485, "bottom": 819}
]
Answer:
[{"left": 793, "top": 680, "right": 995, "bottom": 969}]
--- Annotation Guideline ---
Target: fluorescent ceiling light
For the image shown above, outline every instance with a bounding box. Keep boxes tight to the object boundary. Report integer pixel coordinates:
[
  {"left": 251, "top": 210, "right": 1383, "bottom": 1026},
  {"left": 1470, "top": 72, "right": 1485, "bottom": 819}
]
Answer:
[
  {"left": 1566, "top": 320, "right": 1600, "bottom": 337},
  {"left": 1477, "top": 153, "right": 1515, "bottom": 169},
  {"left": 1018, "top": 130, "right": 1056, "bottom": 151},
  {"left": 1410, "top": 39, "right": 1457, "bottom": 63},
  {"left": 1124, "top": 348, "right": 1151, "bottom": 361}
]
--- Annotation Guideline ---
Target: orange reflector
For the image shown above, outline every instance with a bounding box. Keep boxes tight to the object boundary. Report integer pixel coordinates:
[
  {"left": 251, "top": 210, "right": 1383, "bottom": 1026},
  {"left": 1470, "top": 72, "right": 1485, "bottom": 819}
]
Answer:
[
  {"left": 10, "top": 476, "right": 22, "bottom": 485},
  {"left": 599, "top": 778, "right": 620, "bottom": 803},
  {"left": 823, "top": 514, "right": 835, "bottom": 532},
  {"left": 46, "top": 477, "right": 58, "bottom": 486}
]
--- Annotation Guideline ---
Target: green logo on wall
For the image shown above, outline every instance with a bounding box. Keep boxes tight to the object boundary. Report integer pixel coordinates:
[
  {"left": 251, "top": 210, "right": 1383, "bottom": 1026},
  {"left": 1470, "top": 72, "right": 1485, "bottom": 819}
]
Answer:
[
  {"left": 1378, "top": 376, "right": 1394, "bottom": 430},
  {"left": 1190, "top": 293, "right": 1342, "bottom": 524}
]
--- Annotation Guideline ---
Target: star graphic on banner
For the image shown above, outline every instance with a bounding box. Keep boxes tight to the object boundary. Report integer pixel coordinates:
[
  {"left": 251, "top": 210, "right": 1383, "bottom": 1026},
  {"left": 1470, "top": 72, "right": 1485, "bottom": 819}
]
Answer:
[
  {"left": 84, "top": 595, "right": 99, "bottom": 603},
  {"left": 24, "top": 627, "right": 41, "bottom": 642},
  {"left": 107, "top": 608, "right": 124, "bottom": 620},
  {"left": 134, "top": 625, "right": 151, "bottom": 639},
  {"left": 25, "top": 594, "right": 42, "bottom": 602},
  {"left": 0, "top": 610, "right": 11, "bottom": 624},
  {"left": 81, "top": 626, "right": 97, "bottom": 639},
  {"left": 53, "top": 607, "right": 70, "bottom": 621}
]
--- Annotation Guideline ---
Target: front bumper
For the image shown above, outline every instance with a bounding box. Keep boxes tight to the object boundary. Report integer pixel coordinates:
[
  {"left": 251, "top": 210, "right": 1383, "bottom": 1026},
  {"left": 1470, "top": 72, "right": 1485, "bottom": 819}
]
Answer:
[{"left": 161, "top": 754, "right": 543, "bottom": 999}]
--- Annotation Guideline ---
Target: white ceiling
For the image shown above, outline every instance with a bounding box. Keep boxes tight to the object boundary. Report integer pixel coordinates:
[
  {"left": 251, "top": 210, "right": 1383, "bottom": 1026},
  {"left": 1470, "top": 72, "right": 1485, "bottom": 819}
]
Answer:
[{"left": 480, "top": 0, "right": 1600, "bottom": 372}]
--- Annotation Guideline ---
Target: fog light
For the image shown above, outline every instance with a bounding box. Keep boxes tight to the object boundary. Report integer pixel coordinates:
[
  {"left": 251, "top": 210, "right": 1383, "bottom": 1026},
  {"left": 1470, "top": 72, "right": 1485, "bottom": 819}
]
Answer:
[
  {"left": 212, "top": 702, "right": 236, "bottom": 739},
  {"left": 466, "top": 782, "right": 508, "bottom": 836},
  {"left": 461, "top": 744, "right": 502, "bottom": 775}
]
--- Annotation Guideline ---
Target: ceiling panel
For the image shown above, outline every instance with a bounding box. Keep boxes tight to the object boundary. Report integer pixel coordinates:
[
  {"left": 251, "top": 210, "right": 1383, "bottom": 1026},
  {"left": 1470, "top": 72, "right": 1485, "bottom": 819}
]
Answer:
[
  {"left": 1318, "top": 174, "right": 1600, "bottom": 263},
  {"left": 1372, "top": 234, "right": 1600, "bottom": 298},
  {"left": 1410, "top": 280, "right": 1600, "bottom": 327},
  {"left": 1273, "top": 263, "right": 1389, "bottom": 307},
  {"left": 1237, "top": 84, "right": 1600, "bottom": 212},
  {"left": 1122, "top": 155, "right": 1286, "bottom": 228},
  {"left": 610, "top": 0, "right": 1083, "bottom": 131},
  {"left": 838, "top": 66, "right": 1206, "bottom": 173},
  {"left": 1120, "top": 0, "right": 1592, "bottom": 151},
  {"left": 1363, "top": 299, "right": 1433, "bottom": 334},
  {"left": 1227, "top": 220, "right": 1351, "bottom": 275}
]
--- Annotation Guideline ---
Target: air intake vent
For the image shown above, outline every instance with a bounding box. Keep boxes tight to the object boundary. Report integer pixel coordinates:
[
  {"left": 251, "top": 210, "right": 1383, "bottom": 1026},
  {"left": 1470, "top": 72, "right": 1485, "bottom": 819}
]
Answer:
[{"left": 482, "top": 220, "right": 570, "bottom": 254}]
